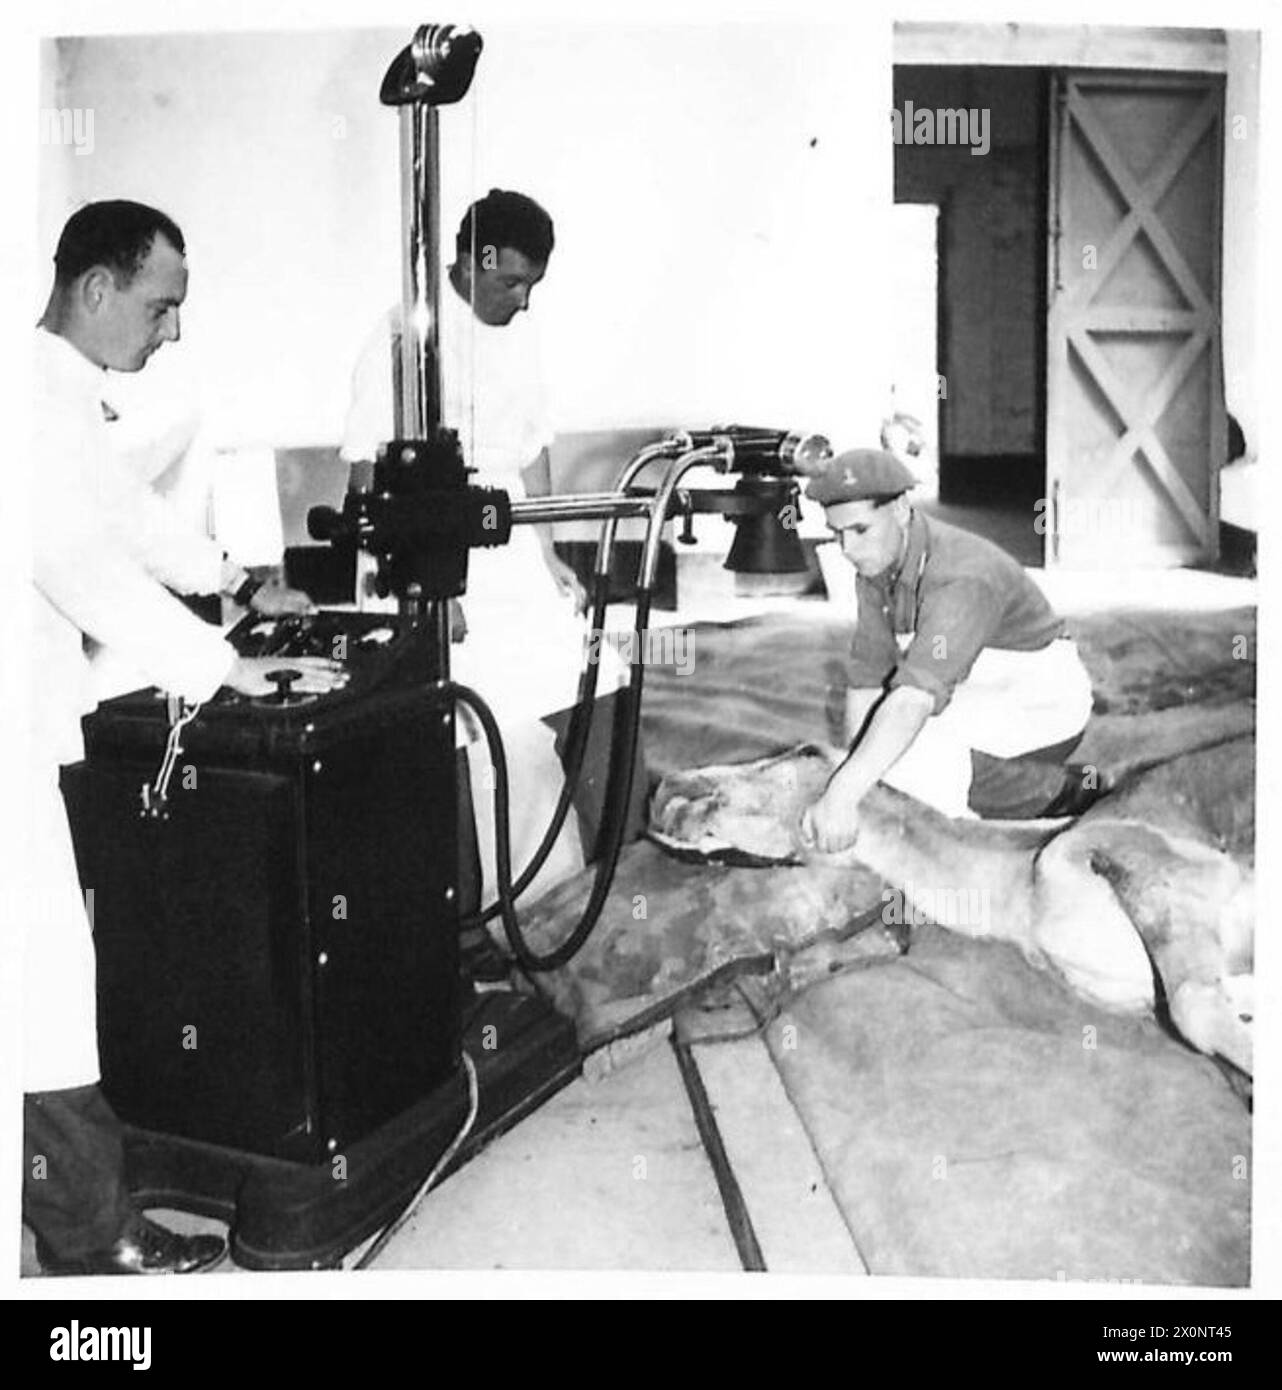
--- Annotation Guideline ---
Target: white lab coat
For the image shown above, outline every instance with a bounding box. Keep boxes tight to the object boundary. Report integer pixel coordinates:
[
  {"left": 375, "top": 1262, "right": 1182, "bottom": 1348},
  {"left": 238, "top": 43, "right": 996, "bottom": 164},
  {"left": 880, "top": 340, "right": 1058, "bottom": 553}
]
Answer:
[
  {"left": 88, "top": 401, "right": 232, "bottom": 703},
  {"left": 342, "top": 290, "right": 624, "bottom": 899},
  {"left": 88, "top": 431, "right": 226, "bottom": 599},
  {"left": 341, "top": 282, "right": 553, "bottom": 498},
  {"left": 27, "top": 328, "right": 235, "bottom": 1091},
  {"left": 342, "top": 288, "right": 627, "bottom": 723}
]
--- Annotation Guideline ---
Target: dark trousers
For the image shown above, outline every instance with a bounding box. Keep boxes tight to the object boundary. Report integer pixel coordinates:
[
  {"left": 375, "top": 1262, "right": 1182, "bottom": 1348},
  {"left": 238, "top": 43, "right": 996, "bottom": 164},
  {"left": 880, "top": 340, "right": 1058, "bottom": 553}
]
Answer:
[
  {"left": 23, "top": 1085, "right": 133, "bottom": 1260},
  {"left": 968, "top": 733, "right": 1084, "bottom": 819}
]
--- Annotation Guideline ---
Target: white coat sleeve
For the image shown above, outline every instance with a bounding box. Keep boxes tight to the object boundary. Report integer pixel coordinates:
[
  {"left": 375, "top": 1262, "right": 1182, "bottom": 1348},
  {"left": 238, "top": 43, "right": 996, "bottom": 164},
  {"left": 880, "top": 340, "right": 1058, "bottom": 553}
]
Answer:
[
  {"left": 104, "top": 460, "right": 227, "bottom": 597},
  {"left": 38, "top": 430, "right": 235, "bottom": 705}
]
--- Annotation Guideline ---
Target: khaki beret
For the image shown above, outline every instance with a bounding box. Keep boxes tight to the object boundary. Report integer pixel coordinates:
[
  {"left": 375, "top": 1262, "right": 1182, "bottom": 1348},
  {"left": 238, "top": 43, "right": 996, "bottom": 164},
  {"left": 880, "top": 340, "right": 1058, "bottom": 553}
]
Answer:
[{"left": 804, "top": 448, "right": 918, "bottom": 505}]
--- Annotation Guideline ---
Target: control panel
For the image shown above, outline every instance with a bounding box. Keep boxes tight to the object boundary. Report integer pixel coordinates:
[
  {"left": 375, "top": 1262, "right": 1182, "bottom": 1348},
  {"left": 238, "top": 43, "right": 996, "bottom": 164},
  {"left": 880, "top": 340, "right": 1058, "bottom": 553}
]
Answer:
[{"left": 82, "top": 609, "right": 444, "bottom": 766}]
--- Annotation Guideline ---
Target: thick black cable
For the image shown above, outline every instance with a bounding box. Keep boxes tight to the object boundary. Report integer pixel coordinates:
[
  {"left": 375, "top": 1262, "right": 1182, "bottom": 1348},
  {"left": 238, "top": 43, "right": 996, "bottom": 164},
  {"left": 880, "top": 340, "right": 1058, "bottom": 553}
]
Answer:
[
  {"left": 446, "top": 587, "right": 651, "bottom": 973},
  {"left": 460, "top": 568, "right": 611, "bottom": 929}
]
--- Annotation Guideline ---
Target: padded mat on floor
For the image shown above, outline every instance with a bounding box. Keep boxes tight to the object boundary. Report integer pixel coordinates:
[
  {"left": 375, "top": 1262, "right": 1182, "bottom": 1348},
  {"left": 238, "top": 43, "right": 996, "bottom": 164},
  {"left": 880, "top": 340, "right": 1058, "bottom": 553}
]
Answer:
[
  {"left": 762, "top": 925, "right": 1251, "bottom": 1286},
  {"left": 638, "top": 605, "right": 1256, "bottom": 779},
  {"left": 516, "top": 602, "right": 1254, "bottom": 1283}
]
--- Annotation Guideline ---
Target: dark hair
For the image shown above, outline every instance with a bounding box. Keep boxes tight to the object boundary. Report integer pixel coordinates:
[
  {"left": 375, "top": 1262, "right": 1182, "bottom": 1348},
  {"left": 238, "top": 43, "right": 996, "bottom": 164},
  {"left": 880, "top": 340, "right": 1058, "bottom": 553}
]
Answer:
[
  {"left": 53, "top": 200, "right": 186, "bottom": 286},
  {"left": 455, "top": 189, "right": 554, "bottom": 266}
]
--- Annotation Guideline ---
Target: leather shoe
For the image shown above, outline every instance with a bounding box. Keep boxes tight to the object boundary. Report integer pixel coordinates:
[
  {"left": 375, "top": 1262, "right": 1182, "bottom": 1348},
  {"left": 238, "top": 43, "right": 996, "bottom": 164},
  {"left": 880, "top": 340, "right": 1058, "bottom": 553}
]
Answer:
[{"left": 37, "top": 1213, "right": 227, "bottom": 1276}]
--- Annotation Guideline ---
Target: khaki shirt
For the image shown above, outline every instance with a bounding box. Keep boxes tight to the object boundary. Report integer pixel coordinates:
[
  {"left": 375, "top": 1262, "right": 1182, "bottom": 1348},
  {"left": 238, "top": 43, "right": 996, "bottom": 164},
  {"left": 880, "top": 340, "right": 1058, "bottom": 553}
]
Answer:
[{"left": 848, "top": 509, "right": 1066, "bottom": 714}]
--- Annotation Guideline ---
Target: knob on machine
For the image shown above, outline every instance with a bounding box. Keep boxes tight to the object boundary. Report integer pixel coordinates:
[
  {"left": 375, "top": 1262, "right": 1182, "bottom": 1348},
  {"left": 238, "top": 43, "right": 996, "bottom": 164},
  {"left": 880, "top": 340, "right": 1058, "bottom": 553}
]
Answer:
[{"left": 265, "top": 668, "right": 304, "bottom": 703}]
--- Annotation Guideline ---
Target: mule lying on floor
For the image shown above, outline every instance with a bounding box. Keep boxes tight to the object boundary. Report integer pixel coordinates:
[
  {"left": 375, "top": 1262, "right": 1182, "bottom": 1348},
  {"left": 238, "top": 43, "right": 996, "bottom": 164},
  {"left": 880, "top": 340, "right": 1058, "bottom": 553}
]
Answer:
[{"left": 649, "top": 738, "right": 1254, "bottom": 1077}]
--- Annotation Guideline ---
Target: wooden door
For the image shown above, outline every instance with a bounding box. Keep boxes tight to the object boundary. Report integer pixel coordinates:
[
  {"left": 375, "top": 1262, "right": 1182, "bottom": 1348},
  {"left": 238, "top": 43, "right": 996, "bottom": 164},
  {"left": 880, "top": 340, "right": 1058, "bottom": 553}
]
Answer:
[{"left": 1046, "top": 71, "right": 1224, "bottom": 567}]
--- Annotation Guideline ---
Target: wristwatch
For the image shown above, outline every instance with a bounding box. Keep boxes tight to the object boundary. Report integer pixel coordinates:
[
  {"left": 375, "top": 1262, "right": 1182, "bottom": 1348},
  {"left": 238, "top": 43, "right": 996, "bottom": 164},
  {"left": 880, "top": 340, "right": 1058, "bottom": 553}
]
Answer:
[{"left": 231, "top": 572, "right": 266, "bottom": 607}]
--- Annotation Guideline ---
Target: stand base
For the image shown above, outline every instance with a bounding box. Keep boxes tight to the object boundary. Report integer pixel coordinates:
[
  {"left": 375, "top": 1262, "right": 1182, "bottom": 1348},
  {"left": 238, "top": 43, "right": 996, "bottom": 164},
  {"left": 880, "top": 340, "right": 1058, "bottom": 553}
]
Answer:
[{"left": 124, "top": 991, "right": 580, "bottom": 1270}]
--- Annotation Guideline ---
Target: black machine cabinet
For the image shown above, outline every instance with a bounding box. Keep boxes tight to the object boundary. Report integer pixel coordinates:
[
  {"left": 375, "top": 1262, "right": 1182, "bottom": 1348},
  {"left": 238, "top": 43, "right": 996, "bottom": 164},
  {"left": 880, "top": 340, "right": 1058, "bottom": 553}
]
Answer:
[
  {"left": 60, "top": 609, "right": 580, "bottom": 1268},
  {"left": 63, "top": 612, "right": 460, "bottom": 1163}
]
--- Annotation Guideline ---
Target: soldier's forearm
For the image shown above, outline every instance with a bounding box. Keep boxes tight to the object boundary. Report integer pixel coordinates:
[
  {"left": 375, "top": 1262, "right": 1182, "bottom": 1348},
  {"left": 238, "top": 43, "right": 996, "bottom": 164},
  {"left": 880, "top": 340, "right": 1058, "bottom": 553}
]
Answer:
[
  {"left": 833, "top": 684, "right": 934, "bottom": 802},
  {"left": 844, "top": 686, "right": 884, "bottom": 743}
]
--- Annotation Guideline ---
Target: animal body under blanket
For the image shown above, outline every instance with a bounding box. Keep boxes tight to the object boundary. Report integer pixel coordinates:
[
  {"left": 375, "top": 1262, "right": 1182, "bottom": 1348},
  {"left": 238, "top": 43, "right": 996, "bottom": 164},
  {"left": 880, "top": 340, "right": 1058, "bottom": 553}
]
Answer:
[{"left": 650, "top": 739, "right": 1254, "bottom": 1076}]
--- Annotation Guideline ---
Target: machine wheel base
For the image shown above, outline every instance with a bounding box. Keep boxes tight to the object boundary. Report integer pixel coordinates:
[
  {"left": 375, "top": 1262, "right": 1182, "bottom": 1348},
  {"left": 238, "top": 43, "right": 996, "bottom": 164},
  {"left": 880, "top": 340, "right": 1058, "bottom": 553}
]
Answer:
[{"left": 123, "top": 991, "right": 580, "bottom": 1271}]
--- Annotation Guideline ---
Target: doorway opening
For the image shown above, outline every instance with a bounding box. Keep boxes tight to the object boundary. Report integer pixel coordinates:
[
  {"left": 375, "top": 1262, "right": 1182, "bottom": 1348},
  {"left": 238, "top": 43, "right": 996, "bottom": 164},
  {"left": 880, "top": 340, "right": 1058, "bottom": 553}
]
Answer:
[{"left": 892, "top": 65, "right": 1048, "bottom": 566}]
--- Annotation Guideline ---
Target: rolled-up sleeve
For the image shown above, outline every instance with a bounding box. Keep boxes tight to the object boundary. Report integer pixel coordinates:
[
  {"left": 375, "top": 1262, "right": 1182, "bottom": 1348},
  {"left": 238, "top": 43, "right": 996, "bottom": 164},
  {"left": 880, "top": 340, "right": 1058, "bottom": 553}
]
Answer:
[{"left": 891, "top": 578, "right": 999, "bottom": 713}]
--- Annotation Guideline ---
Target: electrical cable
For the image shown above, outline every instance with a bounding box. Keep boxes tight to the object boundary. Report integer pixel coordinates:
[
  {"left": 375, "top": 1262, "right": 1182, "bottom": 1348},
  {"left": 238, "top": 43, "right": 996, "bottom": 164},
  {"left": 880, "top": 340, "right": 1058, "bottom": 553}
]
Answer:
[
  {"left": 452, "top": 443, "right": 720, "bottom": 970},
  {"left": 449, "top": 631, "right": 647, "bottom": 972},
  {"left": 461, "top": 440, "right": 685, "bottom": 930},
  {"left": 460, "top": 568, "right": 610, "bottom": 929},
  {"left": 352, "top": 1050, "right": 479, "bottom": 1270}
]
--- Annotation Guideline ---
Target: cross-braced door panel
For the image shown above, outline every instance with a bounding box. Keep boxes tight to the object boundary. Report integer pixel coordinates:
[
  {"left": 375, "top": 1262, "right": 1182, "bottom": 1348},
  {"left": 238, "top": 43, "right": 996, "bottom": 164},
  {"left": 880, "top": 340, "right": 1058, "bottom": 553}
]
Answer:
[{"left": 1047, "top": 71, "right": 1223, "bottom": 567}]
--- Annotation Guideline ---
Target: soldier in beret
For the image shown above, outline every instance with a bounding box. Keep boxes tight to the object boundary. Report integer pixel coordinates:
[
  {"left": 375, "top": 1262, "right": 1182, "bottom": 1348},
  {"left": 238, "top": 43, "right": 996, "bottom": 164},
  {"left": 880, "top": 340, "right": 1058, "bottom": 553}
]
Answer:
[{"left": 800, "top": 449, "right": 1098, "bottom": 852}]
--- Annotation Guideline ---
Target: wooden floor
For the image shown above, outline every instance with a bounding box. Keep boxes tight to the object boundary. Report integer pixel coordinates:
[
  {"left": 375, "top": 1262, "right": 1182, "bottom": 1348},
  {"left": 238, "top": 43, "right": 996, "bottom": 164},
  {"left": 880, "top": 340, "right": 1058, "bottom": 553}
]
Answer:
[{"left": 19, "top": 1016, "right": 867, "bottom": 1279}]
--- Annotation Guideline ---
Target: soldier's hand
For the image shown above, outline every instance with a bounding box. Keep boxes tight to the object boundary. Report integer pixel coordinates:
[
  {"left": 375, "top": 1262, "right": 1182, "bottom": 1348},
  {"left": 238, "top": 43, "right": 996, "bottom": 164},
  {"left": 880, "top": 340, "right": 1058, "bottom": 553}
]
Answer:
[{"left": 799, "top": 790, "right": 862, "bottom": 855}]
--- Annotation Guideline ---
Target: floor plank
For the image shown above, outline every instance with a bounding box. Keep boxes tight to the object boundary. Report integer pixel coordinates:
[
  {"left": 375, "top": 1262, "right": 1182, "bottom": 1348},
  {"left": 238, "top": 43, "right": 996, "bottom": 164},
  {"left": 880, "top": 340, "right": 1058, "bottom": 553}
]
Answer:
[
  {"left": 369, "top": 1038, "right": 741, "bottom": 1271},
  {"left": 682, "top": 1021, "right": 867, "bottom": 1275}
]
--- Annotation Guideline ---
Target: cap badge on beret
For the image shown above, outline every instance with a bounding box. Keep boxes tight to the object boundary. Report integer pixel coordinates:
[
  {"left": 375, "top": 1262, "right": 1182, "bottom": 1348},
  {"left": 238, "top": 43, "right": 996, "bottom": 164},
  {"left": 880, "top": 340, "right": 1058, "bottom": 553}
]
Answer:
[{"left": 804, "top": 448, "right": 917, "bottom": 506}]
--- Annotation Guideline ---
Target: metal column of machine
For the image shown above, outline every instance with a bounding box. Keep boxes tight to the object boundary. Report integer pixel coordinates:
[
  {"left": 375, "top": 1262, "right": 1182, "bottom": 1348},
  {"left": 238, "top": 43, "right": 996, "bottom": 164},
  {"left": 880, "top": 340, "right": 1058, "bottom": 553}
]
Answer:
[{"left": 376, "top": 22, "right": 482, "bottom": 666}]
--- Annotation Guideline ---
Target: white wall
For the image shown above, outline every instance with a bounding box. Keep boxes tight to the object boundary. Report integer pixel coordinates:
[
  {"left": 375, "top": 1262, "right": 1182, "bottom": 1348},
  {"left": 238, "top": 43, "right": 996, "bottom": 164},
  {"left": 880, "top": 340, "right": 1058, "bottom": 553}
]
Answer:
[
  {"left": 1222, "top": 29, "right": 1260, "bottom": 460},
  {"left": 39, "top": 20, "right": 893, "bottom": 453}
]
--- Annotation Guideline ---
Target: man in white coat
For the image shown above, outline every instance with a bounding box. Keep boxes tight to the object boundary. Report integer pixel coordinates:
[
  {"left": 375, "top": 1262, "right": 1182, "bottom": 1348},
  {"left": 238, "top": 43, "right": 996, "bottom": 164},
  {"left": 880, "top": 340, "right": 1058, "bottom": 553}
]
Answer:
[
  {"left": 27, "top": 200, "right": 344, "bottom": 1275},
  {"left": 342, "top": 190, "right": 642, "bottom": 970}
]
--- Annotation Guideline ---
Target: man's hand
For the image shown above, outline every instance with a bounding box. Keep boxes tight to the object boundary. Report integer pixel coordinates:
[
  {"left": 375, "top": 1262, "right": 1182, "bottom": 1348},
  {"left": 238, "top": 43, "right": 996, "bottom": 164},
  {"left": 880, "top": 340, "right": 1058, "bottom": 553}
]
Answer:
[
  {"left": 799, "top": 786, "right": 862, "bottom": 855},
  {"left": 224, "top": 656, "right": 349, "bottom": 698},
  {"left": 546, "top": 552, "right": 587, "bottom": 614},
  {"left": 248, "top": 571, "right": 316, "bottom": 617}
]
